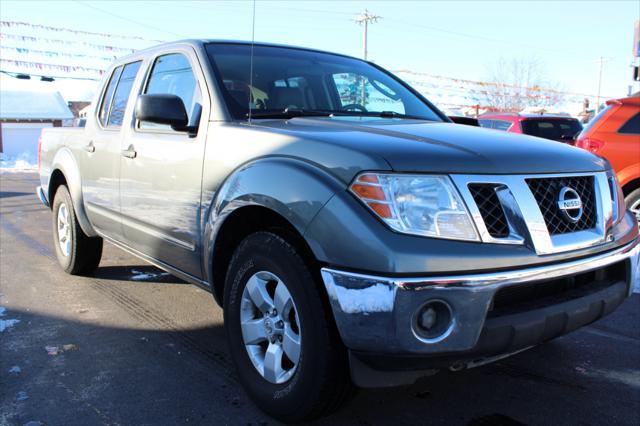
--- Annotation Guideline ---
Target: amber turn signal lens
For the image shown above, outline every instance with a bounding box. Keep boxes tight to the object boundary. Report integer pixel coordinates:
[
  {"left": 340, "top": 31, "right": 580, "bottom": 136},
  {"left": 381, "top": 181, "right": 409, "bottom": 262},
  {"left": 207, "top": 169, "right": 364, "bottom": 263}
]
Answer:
[
  {"left": 357, "top": 173, "right": 379, "bottom": 184},
  {"left": 367, "top": 202, "right": 392, "bottom": 218},
  {"left": 351, "top": 184, "right": 386, "bottom": 200}
]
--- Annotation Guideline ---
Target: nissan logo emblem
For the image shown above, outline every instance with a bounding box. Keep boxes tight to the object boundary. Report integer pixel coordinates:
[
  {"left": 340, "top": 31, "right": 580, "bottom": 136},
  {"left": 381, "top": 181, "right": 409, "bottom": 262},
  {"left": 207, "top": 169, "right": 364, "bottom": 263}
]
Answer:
[{"left": 557, "top": 187, "right": 583, "bottom": 223}]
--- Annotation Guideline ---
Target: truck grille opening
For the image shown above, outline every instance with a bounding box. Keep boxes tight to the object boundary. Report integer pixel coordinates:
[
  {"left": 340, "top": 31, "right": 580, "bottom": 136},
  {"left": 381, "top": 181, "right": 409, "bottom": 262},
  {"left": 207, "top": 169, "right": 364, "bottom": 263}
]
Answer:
[
  {"left": 468, "top": 184, "right": 510, "bottom": 238},
  {"left": 526, "top": 176, "right": 597, "bottom": 235},
  {"left": 488, "top": 260, "right": 627, "bottom": 318}
]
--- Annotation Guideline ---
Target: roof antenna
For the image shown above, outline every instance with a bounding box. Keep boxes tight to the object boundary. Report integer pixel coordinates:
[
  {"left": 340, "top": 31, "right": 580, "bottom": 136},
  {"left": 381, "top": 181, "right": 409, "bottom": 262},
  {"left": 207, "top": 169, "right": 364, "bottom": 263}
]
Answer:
[{"left": 248, "top": 0, "right": 256, "bottom": 125}]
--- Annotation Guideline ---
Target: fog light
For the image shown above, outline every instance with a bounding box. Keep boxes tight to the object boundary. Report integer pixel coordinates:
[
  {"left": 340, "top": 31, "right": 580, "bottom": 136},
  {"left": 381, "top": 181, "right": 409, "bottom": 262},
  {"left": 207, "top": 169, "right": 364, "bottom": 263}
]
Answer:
[
  {"left": 413, "top": 300, "right": 453, "bottom": 342},
  {"left": 419, "top": 307, "right": 437, "bottom": 330}
]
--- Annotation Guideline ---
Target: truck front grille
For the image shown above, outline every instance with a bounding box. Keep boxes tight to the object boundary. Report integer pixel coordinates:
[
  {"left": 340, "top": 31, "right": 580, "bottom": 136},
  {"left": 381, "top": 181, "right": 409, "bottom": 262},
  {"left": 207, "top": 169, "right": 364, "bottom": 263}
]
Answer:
[
  {"left": 526, "top": 175, "right": 597, "bottom": 235},
  {"left": 468, "top": 184, "right": 509, "bottom": 238}
]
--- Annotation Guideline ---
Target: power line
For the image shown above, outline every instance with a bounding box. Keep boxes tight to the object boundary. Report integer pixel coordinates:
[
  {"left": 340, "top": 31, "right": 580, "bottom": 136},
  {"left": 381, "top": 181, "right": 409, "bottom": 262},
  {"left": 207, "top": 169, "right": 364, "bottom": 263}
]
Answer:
[
  {"left": 72, "top": 0, "right": 185, "bottom": 39},
  {"left": 377, "top": 17, "right": 604, "bottom": 61},
  {"left": 147, "top": 1, "right": 355, "bottom": 17}
]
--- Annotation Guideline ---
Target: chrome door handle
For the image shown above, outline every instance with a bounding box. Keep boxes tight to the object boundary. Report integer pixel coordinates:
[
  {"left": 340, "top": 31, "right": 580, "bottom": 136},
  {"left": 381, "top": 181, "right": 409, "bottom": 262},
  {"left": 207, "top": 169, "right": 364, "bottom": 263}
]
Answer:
[
  {"left": 122, "top": 145, "right": 137, "bottom": 159},
  {"left": 84, "top": 142, "right": 95, "bottom": 153}
]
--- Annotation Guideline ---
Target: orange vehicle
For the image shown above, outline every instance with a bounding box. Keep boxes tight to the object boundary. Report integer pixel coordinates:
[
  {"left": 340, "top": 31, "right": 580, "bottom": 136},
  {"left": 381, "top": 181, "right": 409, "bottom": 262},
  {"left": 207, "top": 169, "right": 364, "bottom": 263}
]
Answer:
[{"left": 575, "top": 95, "right": 640, "bottom": 224}]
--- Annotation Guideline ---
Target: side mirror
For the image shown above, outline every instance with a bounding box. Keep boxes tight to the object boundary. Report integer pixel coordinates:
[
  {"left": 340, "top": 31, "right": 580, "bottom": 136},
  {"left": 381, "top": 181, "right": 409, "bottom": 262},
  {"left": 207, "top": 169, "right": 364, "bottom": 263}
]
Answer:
[{"left": 135, "top": 94, "right": 189, "bottom": 131}]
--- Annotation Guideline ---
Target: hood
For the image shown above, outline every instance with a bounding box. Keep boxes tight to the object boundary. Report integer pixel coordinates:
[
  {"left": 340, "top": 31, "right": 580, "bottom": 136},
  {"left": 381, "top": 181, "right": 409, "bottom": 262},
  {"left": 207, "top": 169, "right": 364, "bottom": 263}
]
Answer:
[{"left": 254, "top": 117, "right": 606, "bottom": 175}]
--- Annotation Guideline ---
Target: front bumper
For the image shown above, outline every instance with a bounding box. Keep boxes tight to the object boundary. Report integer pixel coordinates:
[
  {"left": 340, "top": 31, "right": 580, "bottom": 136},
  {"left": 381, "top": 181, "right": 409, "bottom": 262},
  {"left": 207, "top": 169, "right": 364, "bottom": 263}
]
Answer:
[{"left": 321, "top": 237, "right": 639, "bottom": 357}]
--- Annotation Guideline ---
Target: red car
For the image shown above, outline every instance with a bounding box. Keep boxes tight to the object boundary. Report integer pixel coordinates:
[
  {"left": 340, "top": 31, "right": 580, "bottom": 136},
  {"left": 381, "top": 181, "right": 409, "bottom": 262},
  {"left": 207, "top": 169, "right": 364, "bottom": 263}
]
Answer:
[
  {"left": 575, "top": 95, "right": 640, "bottom": 224},
  {"left": 479, "top": 113, "right": 583, "bottom": 144}
]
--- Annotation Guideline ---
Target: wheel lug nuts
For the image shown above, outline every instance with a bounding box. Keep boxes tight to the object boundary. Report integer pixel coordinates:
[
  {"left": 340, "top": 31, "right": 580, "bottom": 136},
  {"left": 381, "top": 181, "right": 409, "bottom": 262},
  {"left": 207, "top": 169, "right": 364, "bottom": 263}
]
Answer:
[
  {"left": 270, "top": 336, "right": 276, "bottom": 343},
  {"left": 276, "top": 320, "right": 284, "bottom": 328},
  {"left": 277, "top": 335, "right": 282, "bottom": 342},
  {"left": 271, "top": 309, "right": 277, "bottom": 317}
]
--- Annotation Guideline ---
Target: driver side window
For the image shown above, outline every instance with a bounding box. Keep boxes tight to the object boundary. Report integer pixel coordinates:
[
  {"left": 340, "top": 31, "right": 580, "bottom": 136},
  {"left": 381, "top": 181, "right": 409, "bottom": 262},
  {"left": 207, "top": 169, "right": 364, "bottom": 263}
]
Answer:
[
  {"left": 140, "top": 53, "right": 202, "bottom": 131},
  {"left": 332, "top": 73, "right": 405, "bottom": 114}
]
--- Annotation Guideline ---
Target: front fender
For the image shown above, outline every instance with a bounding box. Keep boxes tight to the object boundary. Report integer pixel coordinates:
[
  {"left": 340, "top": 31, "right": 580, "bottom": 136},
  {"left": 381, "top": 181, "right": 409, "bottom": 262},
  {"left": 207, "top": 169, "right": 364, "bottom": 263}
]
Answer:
[
  {"left": 202, "top": 156, "right": 345, "bottom": 284},
  {"left": 50, "top": 148, "right": 97, "bottom": 237}
]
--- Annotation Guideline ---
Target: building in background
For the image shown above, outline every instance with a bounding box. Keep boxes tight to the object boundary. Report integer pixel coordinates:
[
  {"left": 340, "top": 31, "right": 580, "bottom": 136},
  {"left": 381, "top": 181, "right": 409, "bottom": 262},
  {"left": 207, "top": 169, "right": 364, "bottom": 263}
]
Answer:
[{"left": 0, "top": 81, "right": 73, "bottom": 166}]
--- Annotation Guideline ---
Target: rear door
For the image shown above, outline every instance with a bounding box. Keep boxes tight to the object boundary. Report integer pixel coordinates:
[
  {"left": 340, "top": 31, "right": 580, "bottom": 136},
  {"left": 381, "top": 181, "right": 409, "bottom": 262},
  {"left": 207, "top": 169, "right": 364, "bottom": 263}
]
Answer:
[
  {"left": 119, "top": 48, "right": 209, "bottom": 278},
  {"left": 83, "top": 61, "right": 142, "bottom": 239}
]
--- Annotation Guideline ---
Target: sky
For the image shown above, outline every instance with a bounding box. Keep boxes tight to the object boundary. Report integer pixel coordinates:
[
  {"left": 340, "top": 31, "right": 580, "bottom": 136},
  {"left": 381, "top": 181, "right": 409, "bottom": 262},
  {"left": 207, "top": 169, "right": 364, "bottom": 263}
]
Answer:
[{"left": 1, "top": 0, "right": 639, "bottom": 103}]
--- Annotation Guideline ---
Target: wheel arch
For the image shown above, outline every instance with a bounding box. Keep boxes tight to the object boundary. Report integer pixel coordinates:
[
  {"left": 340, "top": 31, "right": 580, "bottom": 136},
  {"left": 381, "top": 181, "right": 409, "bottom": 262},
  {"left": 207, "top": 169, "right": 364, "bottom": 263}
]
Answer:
[
  {"left": 202, "top": 157, "right": 344, "bottom": 305},
  {"left": 208, "top": 204, "right": 324, "bottom": 306},
  {"left": 49, "top": 148, "right": 97, "bottom": 237},
  {"left": 621, "top": 177, "right": 640, "bottom": 197}
]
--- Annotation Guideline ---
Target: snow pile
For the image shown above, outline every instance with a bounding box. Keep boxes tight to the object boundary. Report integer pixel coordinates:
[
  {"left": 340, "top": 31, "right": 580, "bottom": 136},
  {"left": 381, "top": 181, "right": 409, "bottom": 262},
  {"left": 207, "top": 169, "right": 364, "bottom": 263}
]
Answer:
[
  {"left": 331, "top": 283, "right": 395, "bottom": 314},
  {"left": 0, "top": 152, "right": 37, "bottom": 171},
  {"left": 130, "top": 269, "right": 171, "bottom": 281},
  {"left": 0, "top": 306, "right": 21, "bottom": 332}
]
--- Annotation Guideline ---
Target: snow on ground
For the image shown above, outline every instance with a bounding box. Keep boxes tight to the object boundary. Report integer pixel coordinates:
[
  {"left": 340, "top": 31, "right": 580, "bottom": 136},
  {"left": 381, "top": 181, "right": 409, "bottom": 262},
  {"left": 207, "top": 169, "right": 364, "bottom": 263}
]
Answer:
[
  {"left": 0, "top": 306, "right": 21, "bottom": 332},
  {"left": 130, "top": 269, "right": 171, "bottom": 281},
  {"left": 0, "top": 152, "right": 37, "bottom": 172}
]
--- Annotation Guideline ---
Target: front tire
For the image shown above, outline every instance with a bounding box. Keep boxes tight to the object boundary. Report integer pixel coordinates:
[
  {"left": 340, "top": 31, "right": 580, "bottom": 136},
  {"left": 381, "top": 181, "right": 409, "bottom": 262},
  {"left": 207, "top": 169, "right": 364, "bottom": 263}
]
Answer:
[
  {"left": 52, "top": 185, "right": 103, "bottom": 275},
  {"left": 224, "top": 232, "right": 351, "bottom": 422}
]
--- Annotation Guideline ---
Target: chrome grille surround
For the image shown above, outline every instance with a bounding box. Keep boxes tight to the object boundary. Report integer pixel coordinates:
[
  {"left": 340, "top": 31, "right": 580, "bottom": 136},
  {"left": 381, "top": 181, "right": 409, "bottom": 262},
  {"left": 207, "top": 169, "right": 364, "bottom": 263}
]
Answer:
[{"left": 451, "top": 172, "right": 613, "bottom": 255}]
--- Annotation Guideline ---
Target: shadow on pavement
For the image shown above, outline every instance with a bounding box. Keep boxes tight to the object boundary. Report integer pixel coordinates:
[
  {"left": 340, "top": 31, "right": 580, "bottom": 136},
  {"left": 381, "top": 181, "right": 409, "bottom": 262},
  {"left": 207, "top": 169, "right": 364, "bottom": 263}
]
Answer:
[{"left": 0, "top": 191, "right": 32, "bottom": 199}]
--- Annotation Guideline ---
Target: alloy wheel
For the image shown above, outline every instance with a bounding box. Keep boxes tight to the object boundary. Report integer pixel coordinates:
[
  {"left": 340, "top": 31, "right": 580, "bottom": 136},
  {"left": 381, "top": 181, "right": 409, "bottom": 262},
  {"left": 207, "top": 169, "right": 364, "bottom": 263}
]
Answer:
[
  {"left": 240, "top": 271, "right": 302, "bottom": 384},
  {"left": 57, "top": 203, "right": 71, "bottom": 257}
]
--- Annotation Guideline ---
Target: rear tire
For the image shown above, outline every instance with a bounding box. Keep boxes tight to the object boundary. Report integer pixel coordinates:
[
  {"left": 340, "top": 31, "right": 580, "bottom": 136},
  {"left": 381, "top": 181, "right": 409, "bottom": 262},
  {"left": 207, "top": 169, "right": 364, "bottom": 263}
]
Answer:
[
  {"left": 52, "top": 185, "right": 103, "bottom": 275},
  {"left": 223, "top": 231, "right": 352, "bottom": 422},
  {"left": 625, "top": 187, "right": 640, "bottom": 226}
]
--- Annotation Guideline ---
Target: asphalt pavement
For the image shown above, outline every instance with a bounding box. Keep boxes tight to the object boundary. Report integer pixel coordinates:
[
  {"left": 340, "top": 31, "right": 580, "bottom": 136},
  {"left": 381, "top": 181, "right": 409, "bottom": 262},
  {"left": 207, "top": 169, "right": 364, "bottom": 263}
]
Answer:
[{"left": 1, "top": 172, "right": 639, "bottom": 425}]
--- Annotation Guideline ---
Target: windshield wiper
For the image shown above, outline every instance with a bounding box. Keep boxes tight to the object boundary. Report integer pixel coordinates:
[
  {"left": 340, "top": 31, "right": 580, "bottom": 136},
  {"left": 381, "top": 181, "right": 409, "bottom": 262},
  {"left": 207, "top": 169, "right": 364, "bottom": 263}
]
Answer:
[
  {"left": 246, "top": 108, "right": 335, "bottom": 119},
  {"left": 246, "top": 109, "right": 432, "bottom": 121},
  {"left": 339, "top": 110, "right": 433, "bottom": 121}
]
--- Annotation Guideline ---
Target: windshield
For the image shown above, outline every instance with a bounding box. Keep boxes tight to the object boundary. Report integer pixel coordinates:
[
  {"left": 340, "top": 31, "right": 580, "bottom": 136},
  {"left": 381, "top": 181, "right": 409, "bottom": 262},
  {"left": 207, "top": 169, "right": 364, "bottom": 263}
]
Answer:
[
  {"left": 205, "top": 43, "right": 443, "bottom": 121},
  {"left": 521, "top": 118, "right": 583, "bottom": 140}
]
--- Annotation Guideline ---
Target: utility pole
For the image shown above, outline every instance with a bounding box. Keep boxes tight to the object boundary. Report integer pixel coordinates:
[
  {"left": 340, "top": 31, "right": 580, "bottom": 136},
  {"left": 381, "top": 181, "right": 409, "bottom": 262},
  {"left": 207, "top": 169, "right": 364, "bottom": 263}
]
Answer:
[
  {"left": 354, "top": 10, "right": 380, "bottom": 105},
  {"left": 354, "top": 9, "right": 380, "bottom": 61},
  {"left": 595, "top": 56, "right": 610, "bottom": 112}
]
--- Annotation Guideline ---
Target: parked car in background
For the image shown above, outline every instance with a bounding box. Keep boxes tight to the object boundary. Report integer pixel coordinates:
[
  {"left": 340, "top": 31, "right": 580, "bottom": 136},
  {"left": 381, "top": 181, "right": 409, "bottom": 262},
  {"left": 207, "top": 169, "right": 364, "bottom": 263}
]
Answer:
[
  {"left": 479, "top": 113, "right": 583, "bottom": 144},
  {"left": 576, "top": 95, "right": 640, "bottom": 225},
  {"left": 448, "top": 115, "right": 479, "bottom": 126}
]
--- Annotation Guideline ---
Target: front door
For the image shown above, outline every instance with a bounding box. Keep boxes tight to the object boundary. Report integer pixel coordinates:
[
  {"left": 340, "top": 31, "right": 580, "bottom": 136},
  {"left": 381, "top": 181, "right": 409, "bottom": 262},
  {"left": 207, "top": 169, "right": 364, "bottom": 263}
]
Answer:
[
  {"left": 83, "top": 61, "right": 141, "bottom": 239},
  {"left": 119, "top": 50, "right": 208, "bottom": 278}
]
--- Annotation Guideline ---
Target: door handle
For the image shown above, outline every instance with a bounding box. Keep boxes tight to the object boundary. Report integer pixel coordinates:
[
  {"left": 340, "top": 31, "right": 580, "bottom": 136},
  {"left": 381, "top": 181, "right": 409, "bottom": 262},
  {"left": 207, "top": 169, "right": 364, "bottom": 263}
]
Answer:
[
  {"left": 122, "top": 145, "right": 137, "bottom": 159},
  {"left": 84, "top": 142, "right": 95, "bottom": 153}
]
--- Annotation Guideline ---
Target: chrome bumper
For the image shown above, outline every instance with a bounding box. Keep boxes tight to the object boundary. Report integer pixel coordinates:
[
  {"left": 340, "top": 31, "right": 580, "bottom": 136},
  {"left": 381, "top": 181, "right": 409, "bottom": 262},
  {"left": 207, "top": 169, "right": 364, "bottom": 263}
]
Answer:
[
  {"left": 36, "top": 186, "right": 49, "bottom": 208},
  {"left": 320, "top": 238, "right": 639, "bottom": 354}
]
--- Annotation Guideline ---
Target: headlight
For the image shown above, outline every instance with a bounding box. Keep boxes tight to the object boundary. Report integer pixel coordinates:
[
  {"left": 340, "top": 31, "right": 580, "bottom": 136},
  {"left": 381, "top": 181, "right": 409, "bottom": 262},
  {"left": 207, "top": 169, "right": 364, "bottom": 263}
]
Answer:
[
  {"left": 606, "top": 170, "right": 625, "bottom": 224},
  {"left": 349, "top": 173, "right": 479, "bottom": 241}
]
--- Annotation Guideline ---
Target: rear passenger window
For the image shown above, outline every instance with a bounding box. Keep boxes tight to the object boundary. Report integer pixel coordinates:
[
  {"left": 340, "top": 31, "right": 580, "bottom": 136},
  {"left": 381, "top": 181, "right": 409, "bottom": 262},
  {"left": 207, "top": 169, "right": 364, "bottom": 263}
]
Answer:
[
  {"left": 107, "top": 61, "right": 142, "bottom": 127},
  {"left": 478, "top": 119, "right": 493, "bottom": 129},
  {"left": 618, "top": 112, "right": 640, "bottom": 135},
  {"left": 98, "top": 66, "right": 122, "bottom": 127},
  {"left": 493, "top": 120, "right": 512, "bottom": 131},
  {"left": 140, "top": 53, "right": 202, "bottom": 130}
]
